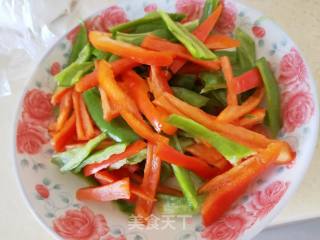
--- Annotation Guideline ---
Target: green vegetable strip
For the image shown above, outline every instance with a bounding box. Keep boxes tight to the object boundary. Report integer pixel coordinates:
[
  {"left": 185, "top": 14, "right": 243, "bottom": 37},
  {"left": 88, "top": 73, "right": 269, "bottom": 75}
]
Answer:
[
  {"left": 74, "top": 143, "right": 127, "bottom": 173},
  {"left": 92, "top": 48, "right": 111, "bottom": 60},
  {"left": 171, "top": 74, "right": 197, "bottom": 90},
  {"left": 55, "top": 62, "right": 93, "bottom": 87},
  {"left": 170, "top": 136, "right": 199, "bottom": 210},
  {"left": 82, "top": 88, "right": 139, "bottom": 143},
  {"left": 110, "top": 12, "right": 185, "bottom": 33},
  {"left": 54, "top": 133, "right": 107, "bottom": 172},
  {"left": 172, "top": 87, "right": 209, "bottom": 107},
  {"left": 215, "top": 51, "right": 238, "bottom": 64},
  {"left": 157, "top": 194, "right": 204, "bottom": 215},
  {"left": 159, "top": 11, "right": 217, "bottom": 60},
  {"left": 199, "top": 72, "right": 226, "bottom": 93},
  {"left": 235, "top": 28, "right": 256, "bottom": 72},
  {"left": 200, "top": 0, "right": 220, "bottom": 23},
  {"left": 167, "top": 115, "right": 255, "bottom": 165},
  {"left": 75, "top": 44, "right": 92, "bottom": 63},
  {"left": 69, "top": 24, "right": 88, "bottom": 64},
  {"left": 256, "top": 57, "right": 282, "bottom": 137}
]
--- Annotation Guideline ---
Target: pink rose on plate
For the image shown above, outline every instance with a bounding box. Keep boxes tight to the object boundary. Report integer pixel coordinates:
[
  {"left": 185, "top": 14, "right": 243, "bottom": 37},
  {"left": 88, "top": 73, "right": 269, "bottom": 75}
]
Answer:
[
  {"left": 22, "top": 89, "right": 53, "bottom": 127},
  {"left": 100, "top": 6, "right": 128, "bottom": 30},
  {"left": 176, "top": 0, "right": 205, "bottom": 22},
  {"left": 17, "top": 121, "right": 49, "bottom": 154},
  {"left": 202, "top": 206, "right": 256, "bottom": 240},
  {"left": 215, "top": 0, "right": 237, "bottom": 34},
  {"left": 35, "top": 184, "right": 50, "bottom": 199},
  {"left": 250, "top": 181, "right": 289, "bottom": 219},
  {"left": 50, "top": 62, "right": 61, "bottom": 76},
  {"left": 282, "top": 91, "right": 314, "bottom": 133},
  {"left": 279, "top": 48, "right": 307, "bottom": 86},
  {"left": 252, "top": 26, "right": 266, "bottom": 38},
  {"left": 53, "top": 207, "right": 109, "bottom": 240},
  {"left": 144, "top": 3, "right": 158, "bottom": 13}
]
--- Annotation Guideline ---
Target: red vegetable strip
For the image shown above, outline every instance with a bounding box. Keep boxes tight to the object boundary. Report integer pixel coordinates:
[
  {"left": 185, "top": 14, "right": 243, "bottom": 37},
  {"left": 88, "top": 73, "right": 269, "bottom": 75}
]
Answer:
[
  {"left": 238, "top": 108, "right": 266, "bottom": 128},
  {"left": 83, "top": 140, "right": 146, "bottom": 176},
  {"left": 205, "top": 34, "right": 240, "bottom": 50},
  {"left": 94, "top": 171, "right": 156, "bottom": 202},
  {"left": 76, "top": 178, "right": 130, "bottom": 202},
  {"left": 135, "top": 144, "right": 161, "bottom": 222},
  {"left": 56, "top": 90, "right": 73, "bottom": 131},
  {"left": 156, "top": 143, "right": 220, "bottom": 180},
  {"left": 234, "top": 68, "right": 263, "bottom": 94},
  {"left": 163, "top": 92, "right": 272, "bottom": 149},
  {"left": 99, "top": 87, "right": 119, "bottom": 122},
  {"left": 153, "top": 95, "right": 186, "bottom": 117},
  {"left": 220, "top": 56, "right": 238, "bottom": 106},
  {"left": 89, "top": 31, "right": 173, "bottom": 66},
  {"left": 217, "top": 88, "right": 265, "bottom": 123},
  {"left": 53, "top": 113, "right": 76, "bottom": 152},
  {"left": 79, "top": 93, "right": 95, "bottom": 139},
  {"left": 75, "top": 71, "right": 98, "bottom": 93},
  {"left": 149, "top": 66, "right": 173, "bottom": 98},
  {"left": 51, "top": 87, "right": 72, "bottom": 105},
  {"left": 111, "top": 58, "right": 140, "bottom": 76},
  {"left": 201, "top": 142, "right": 285, "bottom": 226},
  {"left": 72, "top": 91, "right": 86, "bottom": 140},
  {"left": 142, "top": 35, "right": 220, "bottom": 71}
]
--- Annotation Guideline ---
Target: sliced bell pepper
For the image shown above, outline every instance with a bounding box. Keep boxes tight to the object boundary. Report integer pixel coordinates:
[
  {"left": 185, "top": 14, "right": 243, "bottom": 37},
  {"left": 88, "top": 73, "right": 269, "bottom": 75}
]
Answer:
[
  {"left": 72, "top": 91, "right": 85, "bottom": 140},
  {"left": 233, "top": 67, "right": 262, "bottom": 94},
  {"left": 170, "top": 4, "right": 223, "bottom": 72},
  {"left": 111, "top": 58, "right": 140, "bottom": 76},
  {"left": 238, "top": 108, "right": 266, "bottom": 128},
  {"left": 94, "top": 170, "right": 155, "bottom": 202},
  {"left": 156, "top": 143, "right": 219, "bottom": 180},
  {"left": 167, "top": 115, "right": 255, "bottom": 165},
  {"left": 163, "top": 92, "right": 271, "bottom": 149},
  {"left": 53, "top": 113, "right": 76, "bottom": 152},
  {"left": 83, "top": 88, "right": 139, "bottom": 143},
  {"left": 159, "top": 11, "right": 216, "bottom": 60},
  {"left": 205, "top": 34, "right": 240, "bottom": 50},
  {"left": 220, "top": 56, "right": 238, "bottom": 106},
  {"left": 56, "top": 90, "right": 73, "bottom": 132},
  {"left": 89, "top": 31, "right": 173, "bottom": 66},
  {"left": 99, "top": 87, "right": 119, "bottom": 122},
  {"left": 186, "top": 143, "right": 230, "bottom": 170},
  {"left": 51, "top": 87, "right": 72, "bottom": 105},
  {"left": 69, "top": 24, "right": 88, "bottom": 64},
  {"left": 76, "top": 177, "right": 130, "bottom": 202},
  {"left": 79, "top": 92, "right": 95, "bottom": 139},
  {"left": 172, "top": 87, "right": 209, "bottom": 108},
  {"left": 122, "top": 70, "right": 176, "bottom": 135},
  {"left": 256, "top": 57, "right": 282, "bottom": 137},
  {"left": 156, "top": 106, "right": 177, "bottom": 135},
  {"left": 75, "top": 70, "right": 98, "bottom": 93},
  {"left": 201, "top": 142, "right": 285, "bottom": 226},
  {"left": 153, "top": 95, "right": 186, "bottom": 117},
  {"left": 83, "top": 140, "right": 146, "bottom": 176},
  {"left": 149, "top": 65, "right": 173, "bottom": 98},
  {"left": 135, "top": 144, "right": 161, "bottom": 222},
  {"left": 217, "top": 88, "right": 265, "bottom": 123},
  {"left": 141, "top": 35, "right": 220, "bottom": 71},
  {"left": 200, "top": 0, "right": 220, "bottom": 23}
]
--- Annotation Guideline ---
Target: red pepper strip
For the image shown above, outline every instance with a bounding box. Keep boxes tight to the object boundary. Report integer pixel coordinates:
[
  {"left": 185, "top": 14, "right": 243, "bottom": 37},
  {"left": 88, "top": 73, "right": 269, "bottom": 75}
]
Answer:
[
  {"left": 72, "top": 91, "right": 86, "bottom": 140},
  {"left": 77, "top": 177, "right": 130, "bottom": 202},
  {"left": 220, "top": 56, "right": 238, "bottom": 106},
  {"left": 99, "top": 87, "right": 119, "bottom": 122},
  {"left": 89, "top": 31, "right": 173, "bottom": 66},
  {"left": 53, "top": 113, "right": 76, "bottom": 152},
  {"left": 75, "top": 59, "right": 140, "bottom": 93},
  {"left": 149, "top": 65, "right": 173, "bottom": 98},
  {"left": 217, "top": 88, "right": 265, "bottom": 123},
  {"left": 163, "top": 93, "right": 272, "bottom": 149},
  {"left": 156, "top": 143, "right": 220, "bottom": 180},
  {"left": 122, "top": 70, "right": 176, "bottom": 135},
  {"left": 94, "top": 170, "right": 156, "bottom": 202},
  {"left": 56, "top": 90, "right": 73, "bottom": 132},
  {"left": 274, "top": 141, "right": 296, "bottom": 164},
  {"left": 79, "top": 93, "right": 96, "bottom": 139},
  {"left": 201, "top": 142, "right": 285, "bottom": 226},
  {"left": 51, "top": 87, "right": 72, "bottom": 105},
  {"left": 84, "top": 140, "right": 146, "bottom": 176},
  {"left": 205, "top": 34, "right": 240, "bottom": 50},
  {"left": 156, "top": 106, "right": 177, "bottom": 135},
  {"left": 234, "top": 68, "right": 263, "bottom": 94},
  {"left": 238, "top": 108, "right": 266, "bottom": 128},
  {"left": 98, "top": 60, "right": 141, "bottom": 118},
  {"left": 121, "top": 110, "right": 169, "bottom": 144},
  {"left": 135, "top": 144, "right": 161, "bottom": 222},
  {"left": 185, "top": 143, "right": 231, "bottom": 170},
  {"left": 171, "top": 4, "right": 223, "bottom": 73},
  {"left": 142, "top": 35, "right": 220, "bottom": 71},
  {"left": 153, "top": 95, "right": 186, "bottom": 117}
]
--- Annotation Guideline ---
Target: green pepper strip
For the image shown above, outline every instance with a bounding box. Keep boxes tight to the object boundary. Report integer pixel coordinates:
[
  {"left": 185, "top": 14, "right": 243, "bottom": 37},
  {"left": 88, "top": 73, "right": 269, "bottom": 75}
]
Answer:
[
  {"left": 200, "top": 0, "right": 220, "bottom": 23},
  {"left": 82, "top": 88, "right": 139, "bottom": 143},
  {"left": 256, "top": 57, "right": 282, "bottom": 137},
  {"left": 167, "top": 115, "right": 255, "bottom": 165},
  {"left": 159, "top": 11, "right": 217, "bottom": 60},
  {"left": 172, "top": 87, "right": 209, "bottom": 107},
  {"left": 170, "top": 136, "right": 199, "bottom": 210},
  {"left": 69, "top": 24, "right": 88, "bottom": 64}
]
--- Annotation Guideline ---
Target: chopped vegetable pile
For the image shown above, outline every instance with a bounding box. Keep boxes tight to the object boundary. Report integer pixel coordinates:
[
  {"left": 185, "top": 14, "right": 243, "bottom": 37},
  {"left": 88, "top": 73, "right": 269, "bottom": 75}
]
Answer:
[{"left": 49, "top": 0, "right": 296, "bottom": 227}]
